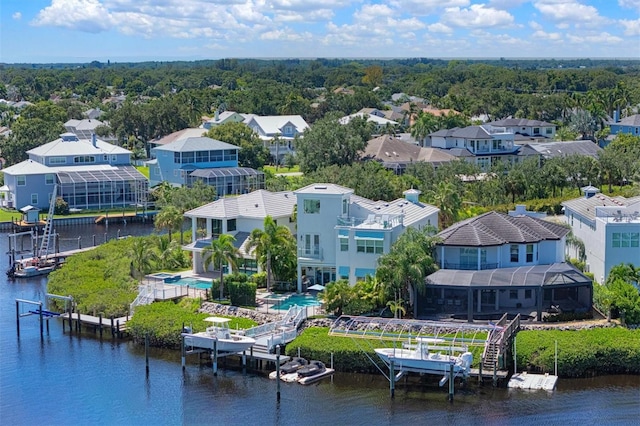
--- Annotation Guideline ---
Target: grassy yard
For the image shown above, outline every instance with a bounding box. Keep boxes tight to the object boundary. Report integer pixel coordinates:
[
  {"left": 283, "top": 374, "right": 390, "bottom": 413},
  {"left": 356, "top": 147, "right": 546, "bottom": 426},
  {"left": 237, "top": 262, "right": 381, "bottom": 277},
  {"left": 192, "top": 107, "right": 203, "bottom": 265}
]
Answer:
[
  {"left": 262, "top": 164, "right": 301, "bottom": 174},
  {"left": 135, "top": 165, "right": 150, "bottom": 178}
]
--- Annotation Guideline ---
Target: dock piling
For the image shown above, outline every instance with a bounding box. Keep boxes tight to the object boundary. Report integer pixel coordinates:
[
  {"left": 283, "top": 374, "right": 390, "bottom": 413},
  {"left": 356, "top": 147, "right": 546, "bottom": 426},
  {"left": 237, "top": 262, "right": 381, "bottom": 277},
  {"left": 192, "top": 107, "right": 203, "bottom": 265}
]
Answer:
[
  {"left": 181, "top": 334, "right": 186, "bottom": 370},
  {"left": 389, "top": 358, "right": 395, "bottom": 398},
  {"left": 145, "top": 334, "right": 150, "bottom": 374},
  {"left": 99, "top": 314, "right": 103, "bottom": 339},
  {"left": 448, "top": 361, "right": 455, "bottom": 402},
  {"left": 213, "top": 340, "right": 218, "bottom": 376},
  {"left": 15, "top": 300, "right": 20, "bottom": 336},
  {"left": 276, "top": 345, "right": 281, "bottom": 402}
]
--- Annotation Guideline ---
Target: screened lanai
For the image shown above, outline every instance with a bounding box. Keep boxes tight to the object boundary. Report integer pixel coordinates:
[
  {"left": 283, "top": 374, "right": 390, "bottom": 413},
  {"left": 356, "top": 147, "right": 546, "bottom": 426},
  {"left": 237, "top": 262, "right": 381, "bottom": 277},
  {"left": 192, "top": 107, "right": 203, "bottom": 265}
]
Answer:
[
  {"left": 421, "top": 263, "right": 593, "bottom": 322},
  {"left": 56, "top": 166, "right": 148, "bottom": 209},
  {"left": 188, "top": 167, "right": 265, "bottom": 197}
]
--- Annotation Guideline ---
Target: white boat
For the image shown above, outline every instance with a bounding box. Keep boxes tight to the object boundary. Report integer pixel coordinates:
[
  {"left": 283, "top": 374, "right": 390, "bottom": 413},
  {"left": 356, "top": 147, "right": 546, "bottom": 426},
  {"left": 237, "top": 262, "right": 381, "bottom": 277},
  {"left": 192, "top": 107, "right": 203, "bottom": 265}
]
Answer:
[
  {"left": 269, "top": 359, "right": 335, "bottom": 384},
  {"left": 8, "top": 259, "right": 58, "bottom": 278},
  {"left": 374, "top": 337, "right": 473, "bottom": 377},
  {"left": 183, "top": 317, "right": 256, "bottom": 353}
]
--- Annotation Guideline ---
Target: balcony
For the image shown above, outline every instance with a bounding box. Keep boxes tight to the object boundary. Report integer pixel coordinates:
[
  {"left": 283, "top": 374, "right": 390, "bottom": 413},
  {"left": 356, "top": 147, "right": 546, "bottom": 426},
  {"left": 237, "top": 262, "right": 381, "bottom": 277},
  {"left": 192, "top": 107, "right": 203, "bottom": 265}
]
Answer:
[
  {"left": 336, "top": 213, "right": 402, "bottom": 229},
  {"left": 443, "top": 262, "right": 499, "bottom": 270},
  {"left": 298, "top": 246, "right": 323, "bottom": 260}
]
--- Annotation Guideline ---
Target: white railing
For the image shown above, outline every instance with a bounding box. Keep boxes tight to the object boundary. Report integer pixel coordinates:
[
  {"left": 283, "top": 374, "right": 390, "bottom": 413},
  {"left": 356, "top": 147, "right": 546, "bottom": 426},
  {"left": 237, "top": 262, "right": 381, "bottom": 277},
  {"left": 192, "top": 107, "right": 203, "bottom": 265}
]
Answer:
[{"left": 245, "top": 305, "right": 308, "bottom": 351}]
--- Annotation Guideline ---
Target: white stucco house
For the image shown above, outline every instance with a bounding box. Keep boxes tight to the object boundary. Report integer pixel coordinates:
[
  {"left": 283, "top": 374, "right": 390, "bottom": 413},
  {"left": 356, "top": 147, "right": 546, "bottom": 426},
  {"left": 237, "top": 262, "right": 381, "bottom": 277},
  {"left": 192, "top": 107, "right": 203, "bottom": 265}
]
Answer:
[
  {"left": 182, "top": 189, "right": 296, "bottom": 274},
  {"left": 562, "top": 186, "right": 640, "bottom": 283},
  {"left": 294, "top": 184, "right": 439, "bottom": 291}
]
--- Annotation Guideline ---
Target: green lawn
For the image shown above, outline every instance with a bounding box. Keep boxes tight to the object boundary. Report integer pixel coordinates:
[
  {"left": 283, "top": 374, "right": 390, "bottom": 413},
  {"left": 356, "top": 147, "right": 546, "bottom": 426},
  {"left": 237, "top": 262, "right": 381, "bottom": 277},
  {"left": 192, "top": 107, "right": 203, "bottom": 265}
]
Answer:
[
  {"left": 135, "top": 165, "right": 150, "bottom": 178},
  {"left": 262, "top": 164, "right": 300, "bottom": 174}
]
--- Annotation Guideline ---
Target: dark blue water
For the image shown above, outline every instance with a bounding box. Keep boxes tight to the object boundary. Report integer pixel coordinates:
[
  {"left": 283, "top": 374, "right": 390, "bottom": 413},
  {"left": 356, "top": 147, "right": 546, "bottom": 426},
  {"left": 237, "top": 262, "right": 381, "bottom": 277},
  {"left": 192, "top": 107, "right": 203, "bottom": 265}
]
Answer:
[{"left": 1, "top": 224, "right": 639, "bottom": 425}]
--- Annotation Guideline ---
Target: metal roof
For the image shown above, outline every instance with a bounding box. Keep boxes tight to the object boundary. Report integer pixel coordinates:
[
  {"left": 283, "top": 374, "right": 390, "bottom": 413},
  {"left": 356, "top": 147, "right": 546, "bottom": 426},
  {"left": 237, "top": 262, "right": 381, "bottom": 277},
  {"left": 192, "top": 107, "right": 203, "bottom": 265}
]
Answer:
[
  {"left": 562, "top": 194, "right": 640, "bottom": 221},
  {"left": 185, "top": 189, "right": 296, "bottom": 220},
  {"left": 27, "top": 136, "right": 130, "bottom": 157},
  {"left": 189, "top": 167, "right": 263, "bottom": 178},
  {"left": 426, "top": 263, "right": 591, "bottom": 288},
  {"left": 153, "top": 136, "right": 239, "bottom": 152},
  {"left": 57, "top": 166, "right": 147, "bottom": 184}
]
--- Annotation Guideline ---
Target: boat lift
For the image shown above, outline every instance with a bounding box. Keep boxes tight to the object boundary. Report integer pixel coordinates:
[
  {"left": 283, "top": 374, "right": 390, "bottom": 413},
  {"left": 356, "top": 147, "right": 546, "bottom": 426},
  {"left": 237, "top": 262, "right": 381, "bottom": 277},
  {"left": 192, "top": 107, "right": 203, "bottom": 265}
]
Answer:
[{"left": 329, "top": 316, "right": 505, "bottom": 399}]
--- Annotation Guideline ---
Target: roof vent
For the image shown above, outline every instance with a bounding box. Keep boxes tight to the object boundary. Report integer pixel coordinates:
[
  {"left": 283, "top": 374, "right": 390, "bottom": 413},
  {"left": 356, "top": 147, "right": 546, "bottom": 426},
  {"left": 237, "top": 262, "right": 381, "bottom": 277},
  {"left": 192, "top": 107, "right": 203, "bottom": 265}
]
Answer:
[
  {"left": 254, "top": 204, "right": 259, "bottom": 208},
  {"left": 314, "top": 185, "right": 327, "bottom": 190}
]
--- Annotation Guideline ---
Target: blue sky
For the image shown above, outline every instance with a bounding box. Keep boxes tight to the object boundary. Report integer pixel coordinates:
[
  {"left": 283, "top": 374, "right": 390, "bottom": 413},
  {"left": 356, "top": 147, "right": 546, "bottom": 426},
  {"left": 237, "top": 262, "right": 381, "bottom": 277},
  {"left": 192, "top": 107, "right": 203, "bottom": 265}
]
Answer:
[{"left": 1, "top": 0, "right": 639, "bottom": 63}]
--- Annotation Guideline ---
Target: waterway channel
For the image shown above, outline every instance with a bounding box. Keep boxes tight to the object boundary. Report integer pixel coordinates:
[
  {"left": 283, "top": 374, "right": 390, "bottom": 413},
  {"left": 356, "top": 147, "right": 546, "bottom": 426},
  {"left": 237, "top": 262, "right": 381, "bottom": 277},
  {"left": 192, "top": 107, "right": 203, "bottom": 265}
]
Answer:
[{"left": 1, "top": 224, "right": 638, "bottom": 425}]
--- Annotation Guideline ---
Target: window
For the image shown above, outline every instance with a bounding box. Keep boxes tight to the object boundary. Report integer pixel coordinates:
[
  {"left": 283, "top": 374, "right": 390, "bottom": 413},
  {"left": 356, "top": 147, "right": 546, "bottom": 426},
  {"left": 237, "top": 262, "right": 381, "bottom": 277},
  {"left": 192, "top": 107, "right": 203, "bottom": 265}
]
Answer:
[
  {"left": 49, "top": 156, "right": 66, "bottom": 164},
  {"left": 227, "top": 219, "right": 236, "bottom": 232},
  {"left": 510, "top": 290, "right": 518, "bottom": 300},
  {"left": 546, "top": 128, "right": 553, "bottom": 135},
  {"left": 196, "top": 151, "right": 209, "bottom": 163},
  {"left": 111, "top": 155, "right": 117, "bottom": 162},
  {"left": 533, "top": 127, "right": 540, "bottom": 134},
  {"left": 525, "top": 289, "right": 532, "bottom": 299},
  {"left": 342, "top": 198, "right": 348, "bottom": 215},
  {"left": 526, "top": 244, "right": 534, "bottom": 263},
  {"left": 356, "top": 239, "right": 383, "bottom": 254},
  {"left": 174, "top": 152, "right": 181, "bottom": 164},
  {"left": 31, "top": 194, "right": 38, "bottom": 204},
  {"left": 460, "top": 248, "right": 477, "bottom": 269},
  {"left": 510, "top": 245, "right": 519, "bottom": 262},
  {"left": 303, "top": 199, "right": 320, "bottom": 214},
  {"left": 223, "top": 150, "right": 236, "bottom": 161},
  {"left": 74, "top": 156, "right": 95, "bottom": 164},
  {"left": 613, "top": 232, "right": 640, "bottom": 248},
  {"left": 17, "top": 175, "right": 26, "bottom": 186},
  {"left": 103, "top": 155, "right": 108, "bottom": 161},
  {"left": 303, "top": 234, "right": 320, "bottom": 255},
  {"left": 339, "top": 236, "right": 349, "bottom": 252},
  {"left": 45, "top": 174, "right": 55, "bottom": 185},
  {"left": 181, "top": 152, "right": 195, "bottom": 163}
]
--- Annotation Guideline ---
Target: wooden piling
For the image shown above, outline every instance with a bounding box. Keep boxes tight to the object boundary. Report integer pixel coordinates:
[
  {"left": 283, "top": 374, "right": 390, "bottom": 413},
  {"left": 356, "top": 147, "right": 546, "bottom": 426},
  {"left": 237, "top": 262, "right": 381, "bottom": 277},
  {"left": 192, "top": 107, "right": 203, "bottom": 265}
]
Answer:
[
  {"left": 213, "top": 340, "right": 218, "bottom": 376},
  {"left": 15, "top": 300, "right": 20, "bottom": 336},
  {"left": 389, "top": 359, "right": 395, "bottom": 398},
  {"left": 145, "top": 334, "right": 150, "bottom": 374},
  {"left": 448, "top": 362, "right": 455, "bottom": 402},
  {"left": 99, "top": 314, "right": 103, "bottom": 338},
  {"left": 181, "top": 334, "right": 186, "bottom": 370}
]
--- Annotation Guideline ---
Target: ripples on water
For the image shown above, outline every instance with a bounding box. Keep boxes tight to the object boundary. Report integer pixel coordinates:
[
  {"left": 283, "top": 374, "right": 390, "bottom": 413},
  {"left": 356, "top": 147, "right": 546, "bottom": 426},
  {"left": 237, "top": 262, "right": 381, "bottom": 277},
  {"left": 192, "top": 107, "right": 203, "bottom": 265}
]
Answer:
[{"left": 1, "top": 226, "right": 639, "bottom": 425}]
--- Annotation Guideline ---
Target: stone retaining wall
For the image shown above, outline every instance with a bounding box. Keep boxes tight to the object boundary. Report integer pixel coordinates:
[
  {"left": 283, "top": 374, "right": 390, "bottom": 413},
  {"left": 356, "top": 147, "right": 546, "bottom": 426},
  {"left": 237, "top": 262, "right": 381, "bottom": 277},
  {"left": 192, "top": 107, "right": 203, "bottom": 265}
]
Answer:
[{"left": 199, "top": 302, "right": 280, "bottom": 325}]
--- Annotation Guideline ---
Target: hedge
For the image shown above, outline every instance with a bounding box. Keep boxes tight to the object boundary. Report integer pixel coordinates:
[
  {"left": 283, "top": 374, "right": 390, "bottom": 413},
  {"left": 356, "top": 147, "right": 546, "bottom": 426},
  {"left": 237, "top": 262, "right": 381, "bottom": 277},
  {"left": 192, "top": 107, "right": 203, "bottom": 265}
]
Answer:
[
  {"left": 515, "top": 328, "right": 640, "bottom": 377},
  {"left": 127, "top": 299, "right": 257, "bottom": 349}
]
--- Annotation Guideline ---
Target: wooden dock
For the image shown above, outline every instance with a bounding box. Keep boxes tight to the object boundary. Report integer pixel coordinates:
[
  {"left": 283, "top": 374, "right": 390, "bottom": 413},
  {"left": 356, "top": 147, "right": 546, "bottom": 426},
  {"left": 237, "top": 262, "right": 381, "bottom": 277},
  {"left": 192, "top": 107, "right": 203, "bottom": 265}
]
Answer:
[{"left": 61, "top": 311, "right": 129, "bottom": 338}]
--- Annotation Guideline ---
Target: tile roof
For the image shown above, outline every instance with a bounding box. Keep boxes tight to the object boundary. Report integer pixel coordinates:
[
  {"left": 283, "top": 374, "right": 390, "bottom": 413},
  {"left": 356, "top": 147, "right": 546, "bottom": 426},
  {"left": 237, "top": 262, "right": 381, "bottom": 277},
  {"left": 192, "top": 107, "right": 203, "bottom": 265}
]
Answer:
[
  {"left": 527, "top": 140, "right": 602, "bottom": 159},
  {"left": 488, "top": 118, "right": 555, "bottom": 128},
  {"left": 363, "top": 135, "right": 456, "bottom": 165},
  {"left": 184, "top": 190, "right": 296, "bottom": 220},
  {"left": 437, "top": 211, "right": 569, "bottom": 246}
]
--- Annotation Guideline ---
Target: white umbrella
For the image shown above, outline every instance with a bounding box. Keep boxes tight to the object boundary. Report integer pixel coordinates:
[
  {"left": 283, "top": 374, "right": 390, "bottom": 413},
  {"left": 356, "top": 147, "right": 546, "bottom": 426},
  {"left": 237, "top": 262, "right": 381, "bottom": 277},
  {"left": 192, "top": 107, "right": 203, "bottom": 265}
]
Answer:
[{"left": 308, "top": 284, "right": 326, "bottom": 291}]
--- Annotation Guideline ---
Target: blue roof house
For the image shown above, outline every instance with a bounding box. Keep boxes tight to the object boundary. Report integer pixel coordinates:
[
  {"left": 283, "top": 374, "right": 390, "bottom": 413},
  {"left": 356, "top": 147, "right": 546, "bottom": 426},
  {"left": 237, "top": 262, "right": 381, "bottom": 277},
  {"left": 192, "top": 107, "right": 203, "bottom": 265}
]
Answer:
[
  {"left": 1, "top": 133, "right": 147, "bottom": 210},
  {"left": 148, "top": 136, "right": 264, "bottom": 197}
]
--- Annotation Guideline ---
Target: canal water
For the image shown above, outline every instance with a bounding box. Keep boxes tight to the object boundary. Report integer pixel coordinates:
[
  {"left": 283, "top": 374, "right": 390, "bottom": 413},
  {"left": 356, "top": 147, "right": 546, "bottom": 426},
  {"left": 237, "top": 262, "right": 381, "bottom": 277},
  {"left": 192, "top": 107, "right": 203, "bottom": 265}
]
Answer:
[{"left": 1, "top": 224, "right": 639, "bottom": 425}]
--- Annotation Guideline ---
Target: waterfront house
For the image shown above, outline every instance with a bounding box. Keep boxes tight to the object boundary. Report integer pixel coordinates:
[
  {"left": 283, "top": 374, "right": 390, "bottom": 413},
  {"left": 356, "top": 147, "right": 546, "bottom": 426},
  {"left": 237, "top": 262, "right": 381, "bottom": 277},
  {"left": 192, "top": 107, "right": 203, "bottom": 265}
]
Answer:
[
  {"left": 426, "top": 125, "right": 519, "bottom": 170},
  {"left": 423, "top": 211, "right": 593, "bottom": 321},
  {"left": 339, "top": 112, "right": 399, "bottom": 133},
  {"left": 0, "top": 133, "right": 147, "bottom": 210},
  {"left": 562, "top": 186, "right": 640, "bottom": 283},
  {"left": 148, "top": 134, "right": 264, "bottom": 196},
  {"left": 183, "top": 189, "right": 296, "bottom": 274},
  {"left": 295, "top": 184, "right": 439, "bottom": 291},
  {"left": 201, "top": 111, "right": 247, "bottom": 129},
  {"left": 64, "top": 118, "right": 116, "bottom": 143}
]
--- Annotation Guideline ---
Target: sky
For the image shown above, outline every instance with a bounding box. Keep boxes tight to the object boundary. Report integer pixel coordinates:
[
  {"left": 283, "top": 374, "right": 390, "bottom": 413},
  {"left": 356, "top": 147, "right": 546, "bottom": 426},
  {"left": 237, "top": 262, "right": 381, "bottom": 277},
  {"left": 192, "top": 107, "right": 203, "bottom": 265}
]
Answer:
[{"left": 0, "top": 0, "right": 639, "bottom": 63}]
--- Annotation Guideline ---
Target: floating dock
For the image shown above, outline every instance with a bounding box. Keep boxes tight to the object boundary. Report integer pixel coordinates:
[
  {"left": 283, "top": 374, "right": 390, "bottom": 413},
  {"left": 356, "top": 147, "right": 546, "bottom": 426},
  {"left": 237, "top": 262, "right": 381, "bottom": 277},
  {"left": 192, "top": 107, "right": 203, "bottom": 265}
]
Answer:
[{"left": 508, "top": 372, "right": 558, "bottom": 390}]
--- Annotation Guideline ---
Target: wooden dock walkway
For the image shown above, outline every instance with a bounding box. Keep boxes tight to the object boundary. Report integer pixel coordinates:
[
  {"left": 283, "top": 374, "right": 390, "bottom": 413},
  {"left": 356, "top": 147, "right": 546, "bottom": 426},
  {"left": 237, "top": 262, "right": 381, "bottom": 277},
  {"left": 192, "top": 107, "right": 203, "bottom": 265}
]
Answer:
[{"left": 61, "top": 311, "right": 129, "bottom": 338}]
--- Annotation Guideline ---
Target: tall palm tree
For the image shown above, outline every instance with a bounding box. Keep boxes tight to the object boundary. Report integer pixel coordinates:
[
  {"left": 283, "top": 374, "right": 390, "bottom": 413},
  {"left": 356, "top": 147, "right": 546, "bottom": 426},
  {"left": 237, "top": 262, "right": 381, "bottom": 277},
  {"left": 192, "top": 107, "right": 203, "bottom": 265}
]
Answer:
[
  {"left": 202, "top": 234, "right": 239, "bottom": 300},
  {"left": 247, "top": 216, "right": 295, "bottom": 292},
  {"left": 410, "top": 111, "right": 439, "bottom": 146}
]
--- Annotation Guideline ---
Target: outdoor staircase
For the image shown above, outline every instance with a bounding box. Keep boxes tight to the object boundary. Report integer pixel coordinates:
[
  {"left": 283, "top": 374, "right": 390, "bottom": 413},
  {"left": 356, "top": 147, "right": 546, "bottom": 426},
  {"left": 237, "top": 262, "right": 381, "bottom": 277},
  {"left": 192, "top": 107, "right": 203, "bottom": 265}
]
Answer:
[
  {"left": 38, "top": 184, "right": 57, "bottom": 260},
  {"left": 482, "top": 341, "right": 500, "bottom": 370},
  {"left": 129, "top": 284, "right": 156, "bottom": 314}
]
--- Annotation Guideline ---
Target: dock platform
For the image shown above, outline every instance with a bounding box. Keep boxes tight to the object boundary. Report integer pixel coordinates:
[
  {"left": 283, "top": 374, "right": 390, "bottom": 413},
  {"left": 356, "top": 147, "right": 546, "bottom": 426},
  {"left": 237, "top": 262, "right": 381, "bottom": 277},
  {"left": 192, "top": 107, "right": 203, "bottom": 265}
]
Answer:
[{"left": 508, "top": 372, "right": 558, "bottom": 390}]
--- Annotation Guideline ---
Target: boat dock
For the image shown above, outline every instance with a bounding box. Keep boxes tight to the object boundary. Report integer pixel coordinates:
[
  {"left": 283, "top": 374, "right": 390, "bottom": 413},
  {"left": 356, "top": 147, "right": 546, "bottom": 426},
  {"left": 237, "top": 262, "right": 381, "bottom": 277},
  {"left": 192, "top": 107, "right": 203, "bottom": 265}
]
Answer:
[{"left": 508, "top": 372, "right": 558, "bottom": 390}]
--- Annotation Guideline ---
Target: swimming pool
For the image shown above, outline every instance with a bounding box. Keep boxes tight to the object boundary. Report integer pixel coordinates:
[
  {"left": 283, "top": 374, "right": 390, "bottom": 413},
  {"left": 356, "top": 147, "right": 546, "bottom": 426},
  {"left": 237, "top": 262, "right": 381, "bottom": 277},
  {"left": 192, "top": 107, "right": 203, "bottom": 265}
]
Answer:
[
  {"left": 271, "top": 294, "right": 321, "bottom": 310},
  {"left": 166, "top": 277, "right": 212, "bottom": 290}
]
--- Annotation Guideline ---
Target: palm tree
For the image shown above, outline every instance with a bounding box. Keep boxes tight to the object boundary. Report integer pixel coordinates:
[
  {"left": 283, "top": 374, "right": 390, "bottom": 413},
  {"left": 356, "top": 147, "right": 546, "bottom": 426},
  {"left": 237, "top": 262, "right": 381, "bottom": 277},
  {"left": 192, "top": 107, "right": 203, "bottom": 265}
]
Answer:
[
  {"left": 427, "top": 180, "right": 462, "bottom": 229},
  {"left": 247, "top": 216, "right": 295, "bottom": 292},
  {"left": 410, "top": 112, "right": 438, "bottom": 146},
  {"left": 153, "top": 235, "right": 181, "bottom": 270},
  {"left": 130, "top": 238, "right": 155, "bottom": 279},
  {"left": 386, "top": 299, "right": 406, "bottom": 319},
  {"left": 321, "top": 280, "right": 352, "bottom": 316},
  {"left": 202, "top": 234, "right": 239, "bottom": 300},
  {"left": 154, "top": 205, "right": 184, "bottom": 242}
]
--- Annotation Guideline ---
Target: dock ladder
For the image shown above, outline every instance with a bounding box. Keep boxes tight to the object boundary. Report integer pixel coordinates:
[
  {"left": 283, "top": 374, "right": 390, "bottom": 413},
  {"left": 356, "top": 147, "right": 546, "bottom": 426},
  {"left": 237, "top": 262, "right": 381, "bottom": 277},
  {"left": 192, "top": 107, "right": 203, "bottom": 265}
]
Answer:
[{"left": 38, "top": 184, "right": 57, "bottom": 261}]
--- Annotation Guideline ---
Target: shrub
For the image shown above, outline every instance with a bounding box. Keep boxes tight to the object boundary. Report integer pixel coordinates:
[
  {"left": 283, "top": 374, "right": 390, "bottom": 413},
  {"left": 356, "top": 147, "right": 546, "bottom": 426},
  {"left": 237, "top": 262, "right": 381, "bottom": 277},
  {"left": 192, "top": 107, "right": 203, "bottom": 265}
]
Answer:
[
  {"left": 251, "top": 272, "right": 267, "bottom": 288},
  {"left": 54, "top": 197, "right": 70, "bottom": 215},
  {"left": 543, "top": 311, "right": 593, "bottom": 322},
  {"left": 228, "top": 281, "right": 257, "bottom": 307}
]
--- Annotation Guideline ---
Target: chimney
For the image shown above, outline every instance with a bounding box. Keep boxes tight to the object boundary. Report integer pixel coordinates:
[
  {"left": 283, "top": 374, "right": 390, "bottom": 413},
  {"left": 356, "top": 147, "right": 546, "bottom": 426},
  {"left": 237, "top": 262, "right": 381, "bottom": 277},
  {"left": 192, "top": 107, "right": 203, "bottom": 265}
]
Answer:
[{"left": 91, "top": 133, "right": 97, "bottom": 147}]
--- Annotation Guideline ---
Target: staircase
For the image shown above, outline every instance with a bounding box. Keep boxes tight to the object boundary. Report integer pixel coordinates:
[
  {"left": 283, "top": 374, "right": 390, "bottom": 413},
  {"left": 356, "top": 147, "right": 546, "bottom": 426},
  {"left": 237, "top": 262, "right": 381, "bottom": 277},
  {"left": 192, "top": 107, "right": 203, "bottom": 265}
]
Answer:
[
  {"left": 482, "top": 341, "right": 500, "bottom": 370},
  {"left": 129, "top": 284, "right": 156, "bottom": 314},
  {"left": 38, "top": 184, "right": 57, "bottom": 261}
]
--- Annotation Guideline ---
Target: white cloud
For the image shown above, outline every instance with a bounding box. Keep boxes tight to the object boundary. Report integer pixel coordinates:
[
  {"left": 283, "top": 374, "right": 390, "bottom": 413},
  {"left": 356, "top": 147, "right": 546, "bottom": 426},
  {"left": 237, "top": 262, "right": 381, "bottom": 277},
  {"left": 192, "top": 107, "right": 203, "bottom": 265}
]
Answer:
[
  {"left": 619, "top": 0, "right": 640, "bottom": 11},
  {"left": 441, "top": 4, "right": 514, "bottom": 28},
  {"left": 12, "top": 12, "right": 22, "bottom": 20},
  {"left": 620, "top": 19, "right": 640, "bottom": 36},
  {"left": 260, "top": 29, "right": 312, "bottom": 42},
  {"left": 529, "top": 21, "right": 543, "bottom": 30},
  {"left": 32, "top": 0, "right": 115, "bottom": 32},
  {"left": 533, "top": 0, "right": 609, "bottom": 26},
  {"left": 532, "top": 30, "right": 563, "bottom": 41},
  {"left": 566, "top": 32, "right": 624, "bottom": 45},
  {"left": 428, "top": 23, "right": 453, "bottom": 34}
]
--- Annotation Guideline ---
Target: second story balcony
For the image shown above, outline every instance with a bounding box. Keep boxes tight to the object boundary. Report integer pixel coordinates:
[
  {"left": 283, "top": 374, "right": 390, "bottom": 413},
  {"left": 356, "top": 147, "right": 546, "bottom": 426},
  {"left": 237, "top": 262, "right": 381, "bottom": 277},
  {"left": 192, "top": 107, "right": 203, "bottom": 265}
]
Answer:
[
  {"left": 337, "top": 213, "right": 402, "bottom": 230},
  {"left": 298, "top": 246, "right": 323, "bottom": 260}
]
